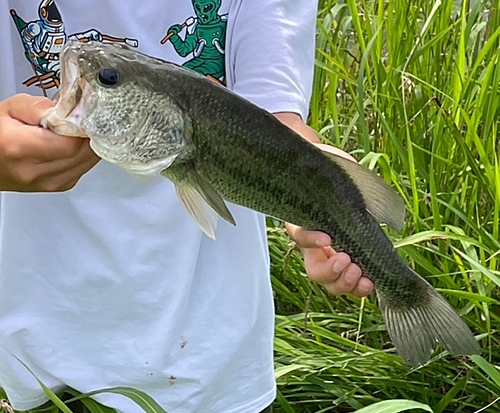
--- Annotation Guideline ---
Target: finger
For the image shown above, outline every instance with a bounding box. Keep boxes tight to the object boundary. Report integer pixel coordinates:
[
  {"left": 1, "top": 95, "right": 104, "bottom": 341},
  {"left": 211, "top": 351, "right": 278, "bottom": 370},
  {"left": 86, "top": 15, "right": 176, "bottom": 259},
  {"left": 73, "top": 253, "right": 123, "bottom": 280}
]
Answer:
[
  {"left": 5, "top": 94, "right": 55, "bottom": 126},
  {"left": 28, "top": 150, "right": 100, "bottom": 192},
  {"left": 323, "top": 262, "right": 363, "bottom": 295},
  {"left": 286, "top": 223, "right": 331, "bottom": 248},
  {"left": 303, "top": 248, "right": 341, "bottom": 284},
  {"left": 10, "top": 140, "right": 99, "bottom": 191},
  {"left": 33, "top": 139, "right": 100, "bottom": 179},
  {"left": 16, "top": 127, "right": 94, "bottom": 162},
  {"left": 351, "top": 277, "right": 375, "bottom": 298},
  {"left": 47, "top": 157, "right": 98, "bottom": 191}
]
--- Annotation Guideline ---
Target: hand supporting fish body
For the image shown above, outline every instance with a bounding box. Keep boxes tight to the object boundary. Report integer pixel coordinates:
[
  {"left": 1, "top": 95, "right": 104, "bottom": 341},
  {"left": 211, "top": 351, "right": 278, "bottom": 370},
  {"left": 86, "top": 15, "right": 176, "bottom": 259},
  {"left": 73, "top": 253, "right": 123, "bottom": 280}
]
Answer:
[{"left": 42, "top": 41, "right": 480, "bottom": 366}]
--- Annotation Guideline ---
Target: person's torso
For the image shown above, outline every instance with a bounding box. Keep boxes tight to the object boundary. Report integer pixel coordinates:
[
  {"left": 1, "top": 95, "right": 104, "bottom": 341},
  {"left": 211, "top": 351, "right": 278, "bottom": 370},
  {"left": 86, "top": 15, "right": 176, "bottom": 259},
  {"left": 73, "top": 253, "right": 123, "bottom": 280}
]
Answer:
[{"left": 0, "top": 1, "right": 275, "bottom": 412}]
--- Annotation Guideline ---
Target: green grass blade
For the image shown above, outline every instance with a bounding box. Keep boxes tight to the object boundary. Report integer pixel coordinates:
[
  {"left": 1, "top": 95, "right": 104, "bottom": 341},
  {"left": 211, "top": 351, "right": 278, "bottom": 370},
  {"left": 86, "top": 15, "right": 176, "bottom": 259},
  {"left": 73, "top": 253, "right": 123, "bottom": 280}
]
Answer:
[
  {"left": 352, "top": 399, "right": 433, "bottom": 413},
  {"left": 83, "top": 388, "right": 167, "bottom": 413},
  {"left": 65, "top": 390, "right": 117, "bottom": 413},
  {"left": 470, "top": 355, "right": 500, "bottom": 388},
  {"left": 11, "top": 356, "right": 73, "bottom": 413},
  {"left": 432, "top": 376, "right": 468, "bottom": 413}
]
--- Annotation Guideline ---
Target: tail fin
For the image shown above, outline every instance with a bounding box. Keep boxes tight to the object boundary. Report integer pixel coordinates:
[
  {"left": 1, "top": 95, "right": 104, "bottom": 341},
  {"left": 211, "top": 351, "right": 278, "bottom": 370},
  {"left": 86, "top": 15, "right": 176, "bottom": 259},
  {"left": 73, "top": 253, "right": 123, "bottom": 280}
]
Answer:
[{"left": 378, "top": 281, "right": 480, "bottom": 367}]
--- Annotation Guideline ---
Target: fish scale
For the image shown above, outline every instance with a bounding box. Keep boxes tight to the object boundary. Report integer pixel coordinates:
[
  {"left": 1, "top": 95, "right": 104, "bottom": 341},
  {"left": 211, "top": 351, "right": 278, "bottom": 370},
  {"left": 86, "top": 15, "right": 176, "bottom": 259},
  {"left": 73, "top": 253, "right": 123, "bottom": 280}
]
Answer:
[
  {"left": 42, "top": 41, "right": 481, "bottom": 367},
  {"left": 178, "top": 92, "right": 408, "bottom": 291}
]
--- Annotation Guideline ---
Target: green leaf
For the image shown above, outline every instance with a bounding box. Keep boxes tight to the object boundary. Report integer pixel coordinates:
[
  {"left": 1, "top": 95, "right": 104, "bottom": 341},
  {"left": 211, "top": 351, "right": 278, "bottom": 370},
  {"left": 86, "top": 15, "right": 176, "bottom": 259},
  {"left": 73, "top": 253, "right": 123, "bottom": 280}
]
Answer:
[
  {"left": 471, "top": 355, "right": 500, "bottom": 388},
  {"left": 353, "top": 400, "right": 433, "bottom": 413},
  {"left": 78, "top": 398, "right": 117, "bottom": 413},
  {"left": 12, "top": 355, "right": 167, "bottom": 413},
  {"left": 274, "top": 364, "right": 308, "bottom": 379},
  {"left": 12, "top": 356, "right": 73, "bottom": 413},
  {"left": 432, "top": 376, "right": 467, "bottom": 413},
  {"left": 65, "top": 389, "right": 117, "bottom": 413},
  {"left": 452, "top": 247, "right": 500, "bottom": 288},
  {"left": 436, "top": 289, "right": 500, "bottom": 305},
  {"left": 84, "top": 388, "right": 167, "bottom": 413}
]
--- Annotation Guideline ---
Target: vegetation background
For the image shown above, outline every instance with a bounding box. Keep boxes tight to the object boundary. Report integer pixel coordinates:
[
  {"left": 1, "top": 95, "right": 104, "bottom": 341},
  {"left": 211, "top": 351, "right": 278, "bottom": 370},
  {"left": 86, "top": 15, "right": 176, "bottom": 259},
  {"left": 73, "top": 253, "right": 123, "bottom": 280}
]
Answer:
[{"left": 270, "top": 0, "right": 500, "bottom": 411}]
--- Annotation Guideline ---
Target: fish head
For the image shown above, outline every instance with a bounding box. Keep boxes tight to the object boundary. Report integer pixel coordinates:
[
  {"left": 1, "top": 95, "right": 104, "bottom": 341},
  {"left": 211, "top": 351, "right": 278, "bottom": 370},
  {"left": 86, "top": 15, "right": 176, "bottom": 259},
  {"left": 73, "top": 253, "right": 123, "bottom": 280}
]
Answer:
[{"left": 42, "top": 40, "right": 192, "bottom": 177}]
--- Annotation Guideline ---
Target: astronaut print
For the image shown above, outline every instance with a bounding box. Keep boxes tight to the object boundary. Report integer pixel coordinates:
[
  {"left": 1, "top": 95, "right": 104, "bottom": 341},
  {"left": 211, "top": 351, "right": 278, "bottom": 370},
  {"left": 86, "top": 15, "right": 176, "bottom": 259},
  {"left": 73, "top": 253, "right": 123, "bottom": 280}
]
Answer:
[{"left": 10, "top": 0, "right": 139, "bottom": 94}]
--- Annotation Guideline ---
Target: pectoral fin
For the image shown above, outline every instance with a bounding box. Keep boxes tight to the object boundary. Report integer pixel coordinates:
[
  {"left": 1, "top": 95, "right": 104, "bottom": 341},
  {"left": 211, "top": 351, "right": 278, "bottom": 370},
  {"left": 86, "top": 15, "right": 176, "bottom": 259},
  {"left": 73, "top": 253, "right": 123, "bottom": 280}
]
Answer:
[
  {"left": 319, "top": 147, "right": 406, "bottom": 231},
  {"left": 176, "top": 185, "right": 219, "bottom": 239},
  {"left": 174, "top": 172, "right": 236, "bottom": 239}
]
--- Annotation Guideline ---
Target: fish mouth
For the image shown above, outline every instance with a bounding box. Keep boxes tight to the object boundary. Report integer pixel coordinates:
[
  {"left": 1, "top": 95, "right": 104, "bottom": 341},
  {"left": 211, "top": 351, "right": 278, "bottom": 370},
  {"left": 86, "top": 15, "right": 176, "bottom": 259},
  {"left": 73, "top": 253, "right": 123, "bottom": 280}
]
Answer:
[
  {"left": 41, "top": 43, "right": 94, "bottom": 137},
  {"left": 56, "top": 46, "right": 85, "bottom": 119}
]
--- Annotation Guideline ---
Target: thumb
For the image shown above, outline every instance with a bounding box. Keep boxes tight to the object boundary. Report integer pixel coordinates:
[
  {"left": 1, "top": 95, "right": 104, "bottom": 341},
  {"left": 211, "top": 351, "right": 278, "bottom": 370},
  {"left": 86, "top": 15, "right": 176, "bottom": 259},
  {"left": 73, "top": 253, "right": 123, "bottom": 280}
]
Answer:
[
  {"left": 5, "top": 94, "right": 55, "bottom": 126},
  {"left": 285, "top": 223, "right": 331, "bottom": 249}
]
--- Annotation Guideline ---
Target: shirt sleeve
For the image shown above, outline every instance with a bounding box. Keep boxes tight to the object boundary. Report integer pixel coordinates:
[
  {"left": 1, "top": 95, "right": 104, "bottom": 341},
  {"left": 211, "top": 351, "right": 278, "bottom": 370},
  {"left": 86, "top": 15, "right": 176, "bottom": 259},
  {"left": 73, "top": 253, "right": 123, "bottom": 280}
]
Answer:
[{"left": 225, "top": 0, "right": 319, "bottom": 120}]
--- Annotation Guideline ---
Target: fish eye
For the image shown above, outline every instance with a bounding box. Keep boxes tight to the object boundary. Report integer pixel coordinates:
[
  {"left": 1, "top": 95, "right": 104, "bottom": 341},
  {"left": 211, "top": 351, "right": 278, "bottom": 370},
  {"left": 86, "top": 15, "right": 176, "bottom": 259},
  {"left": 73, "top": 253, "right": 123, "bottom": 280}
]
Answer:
[{"left": 98, "top": 67, "right": 120, "bottom": 87}]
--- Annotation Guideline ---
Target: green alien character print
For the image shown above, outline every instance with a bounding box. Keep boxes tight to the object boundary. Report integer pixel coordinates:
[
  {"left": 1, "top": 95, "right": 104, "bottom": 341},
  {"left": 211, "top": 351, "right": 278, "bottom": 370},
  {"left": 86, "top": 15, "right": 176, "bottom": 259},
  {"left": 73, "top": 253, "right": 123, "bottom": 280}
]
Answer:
[{"left": 160, "top": 0, "right": 227, "bottom": 82}]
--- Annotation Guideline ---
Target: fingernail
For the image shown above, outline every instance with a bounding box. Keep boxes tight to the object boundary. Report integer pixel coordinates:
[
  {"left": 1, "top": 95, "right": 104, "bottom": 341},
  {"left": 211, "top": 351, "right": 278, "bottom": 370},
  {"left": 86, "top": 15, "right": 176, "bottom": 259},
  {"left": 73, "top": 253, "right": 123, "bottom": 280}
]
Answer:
[
  {"left": 357, "top": 279, "right": 373, "bottom": 294},
  {"left": 344, "top": 272, "right": 358, "bottom": 285},
  {"left": 315, "top": 235, "right": 330, "bottom": 248},
  {"left": 332, "top": 261, "right": 344, "bottom": 274}
]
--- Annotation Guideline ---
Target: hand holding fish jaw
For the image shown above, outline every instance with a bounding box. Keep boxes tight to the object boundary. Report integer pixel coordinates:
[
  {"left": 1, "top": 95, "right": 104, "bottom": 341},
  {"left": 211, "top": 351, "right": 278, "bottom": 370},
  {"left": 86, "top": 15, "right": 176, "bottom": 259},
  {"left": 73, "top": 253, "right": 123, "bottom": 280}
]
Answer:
[{"left": 0, "top": 94, "right": 99, "bottom": 192}]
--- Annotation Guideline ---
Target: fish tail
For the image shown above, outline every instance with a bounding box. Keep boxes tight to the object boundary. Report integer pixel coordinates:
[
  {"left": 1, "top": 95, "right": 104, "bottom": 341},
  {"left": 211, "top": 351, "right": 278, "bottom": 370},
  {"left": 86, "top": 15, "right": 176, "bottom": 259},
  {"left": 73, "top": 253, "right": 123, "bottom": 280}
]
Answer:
[{"left": 378, "top": 274, "right": 480, "bottom": 367}]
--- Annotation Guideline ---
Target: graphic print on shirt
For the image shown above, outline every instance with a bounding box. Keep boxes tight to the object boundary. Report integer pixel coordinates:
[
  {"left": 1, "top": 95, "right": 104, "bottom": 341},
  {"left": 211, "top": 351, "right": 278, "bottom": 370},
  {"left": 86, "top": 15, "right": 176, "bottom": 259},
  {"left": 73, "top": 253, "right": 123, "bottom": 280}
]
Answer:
[
  {"left": 160, "top": 0, "right": 227, "bottom": 83},
  {"left": 10, "top": 0, "right": 139, "bottom": 94}
]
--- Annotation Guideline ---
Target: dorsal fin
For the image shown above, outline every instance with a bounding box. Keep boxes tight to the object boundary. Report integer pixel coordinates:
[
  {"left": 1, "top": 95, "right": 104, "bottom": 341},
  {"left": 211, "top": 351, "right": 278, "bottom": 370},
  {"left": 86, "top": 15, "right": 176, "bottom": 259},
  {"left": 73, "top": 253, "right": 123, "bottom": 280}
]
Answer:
[{"left": 318, "top": 146, "right": 406, "bottom": 231}]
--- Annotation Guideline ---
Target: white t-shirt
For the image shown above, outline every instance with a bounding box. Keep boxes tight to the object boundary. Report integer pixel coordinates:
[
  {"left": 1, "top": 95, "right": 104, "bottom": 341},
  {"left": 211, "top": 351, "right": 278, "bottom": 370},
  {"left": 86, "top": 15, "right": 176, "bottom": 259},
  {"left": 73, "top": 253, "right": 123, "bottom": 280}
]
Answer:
[{"left": 0, "top": 1, "right": 317, "bottom": 412}]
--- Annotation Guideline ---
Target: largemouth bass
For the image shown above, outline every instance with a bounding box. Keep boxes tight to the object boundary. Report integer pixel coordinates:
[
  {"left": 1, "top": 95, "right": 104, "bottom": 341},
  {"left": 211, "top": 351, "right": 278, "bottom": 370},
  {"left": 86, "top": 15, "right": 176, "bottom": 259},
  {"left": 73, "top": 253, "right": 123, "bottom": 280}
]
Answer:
[{"left": 42, "top": 41, "right": 480, "bottom": 366}]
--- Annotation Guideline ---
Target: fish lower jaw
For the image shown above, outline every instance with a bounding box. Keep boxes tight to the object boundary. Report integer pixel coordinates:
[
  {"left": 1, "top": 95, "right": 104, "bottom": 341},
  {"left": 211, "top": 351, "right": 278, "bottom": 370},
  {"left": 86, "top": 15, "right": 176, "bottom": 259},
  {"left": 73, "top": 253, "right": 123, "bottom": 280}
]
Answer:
[
  {"left": 40, "top": 107, "right": 88, "bottom": 137},
  {"left": 124, "top": 156, "right": 180, "bottom": 178},
  {"left": 89, "top": 139, "right": 179, "bottom": 178}
]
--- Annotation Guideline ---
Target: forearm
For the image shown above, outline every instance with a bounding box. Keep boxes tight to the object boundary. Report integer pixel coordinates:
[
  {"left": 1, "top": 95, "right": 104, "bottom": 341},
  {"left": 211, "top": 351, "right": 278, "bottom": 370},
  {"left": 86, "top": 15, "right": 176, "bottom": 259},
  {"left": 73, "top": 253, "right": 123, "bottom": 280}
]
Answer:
[
  {"left": 273, "top": 112, "right": 356, "bottom": 162},
  {"left": 273, "top": 112, "right": 319, "bottom": 143}
]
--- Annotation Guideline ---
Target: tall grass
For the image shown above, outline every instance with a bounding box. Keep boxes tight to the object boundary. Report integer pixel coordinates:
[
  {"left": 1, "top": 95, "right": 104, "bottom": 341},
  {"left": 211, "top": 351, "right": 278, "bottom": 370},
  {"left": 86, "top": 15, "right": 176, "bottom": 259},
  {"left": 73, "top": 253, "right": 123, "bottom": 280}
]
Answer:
[{"left": 272, "top": 0, "right": 500, "bottom": 411}]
